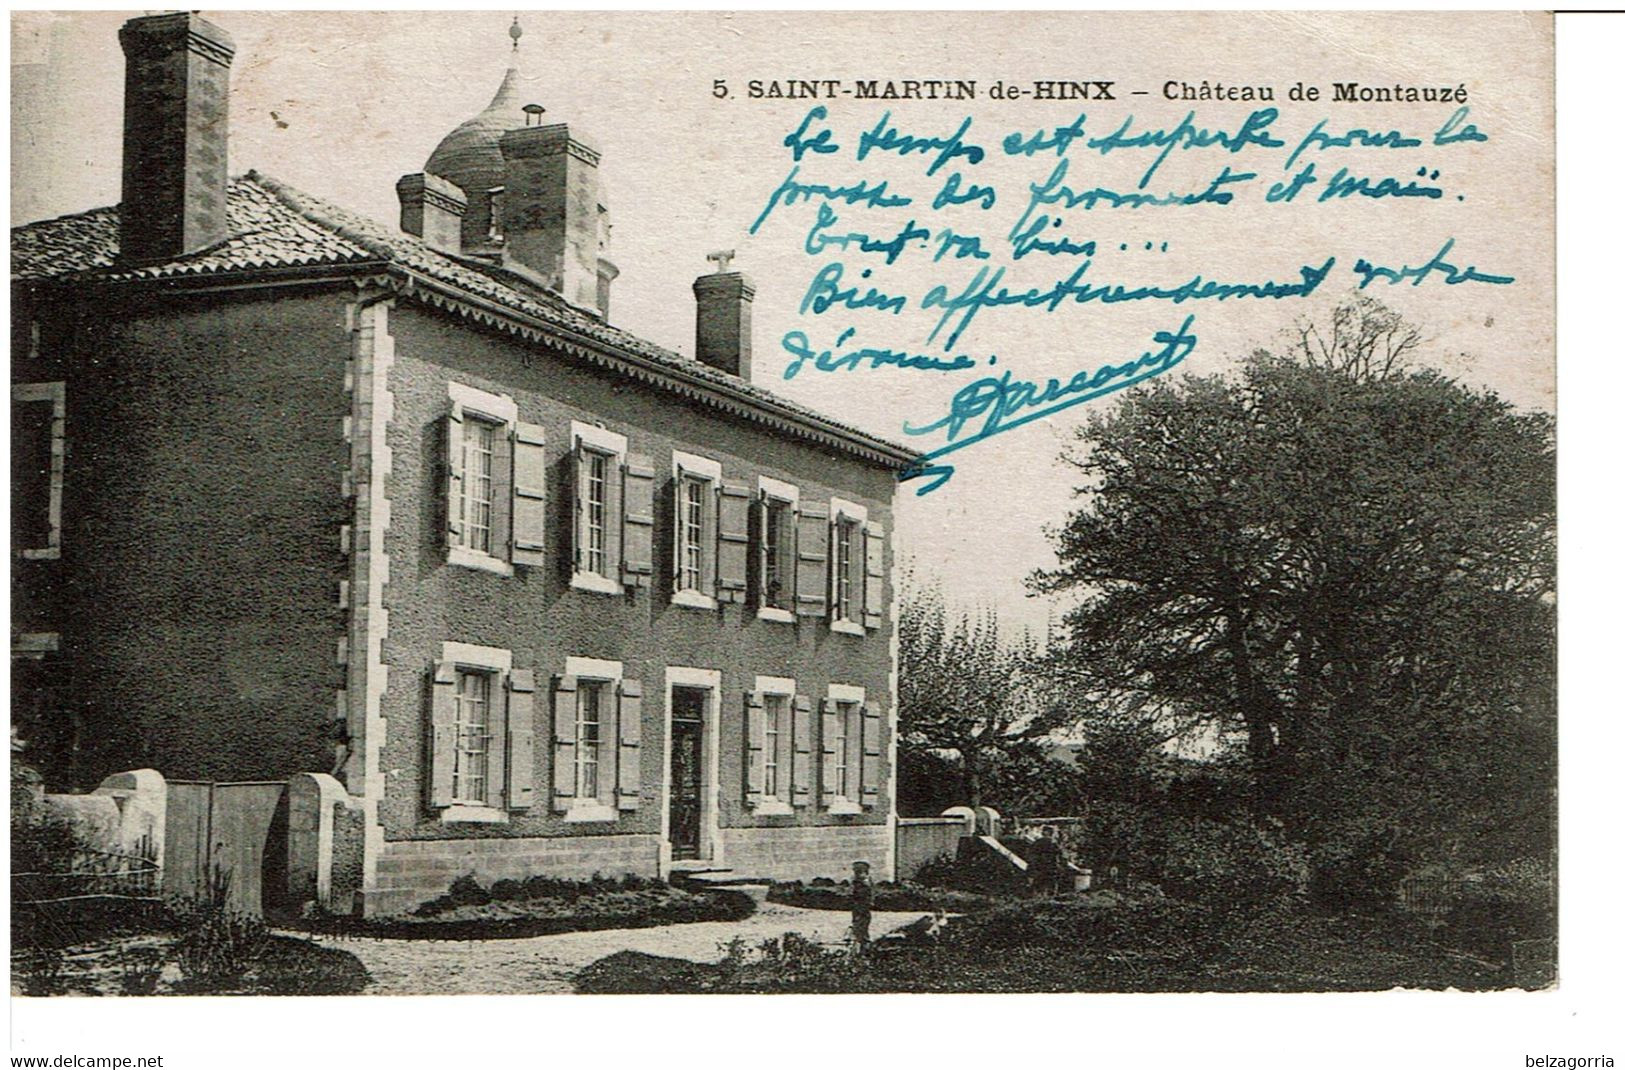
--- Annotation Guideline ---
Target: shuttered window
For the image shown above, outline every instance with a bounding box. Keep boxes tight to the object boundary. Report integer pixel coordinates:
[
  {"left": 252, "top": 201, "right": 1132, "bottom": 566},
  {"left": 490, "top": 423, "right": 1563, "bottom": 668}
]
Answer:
[
  {"left": 671, "top": 451, "right": 722, "bottom": 607},
  {"left": 757, "top": 487, "right": 798, "bottom": 615},
  {"left": 763, "top": 693, "right": 788, "bottom": 800},
  {"left": 575, "top": 680, "right": 606, "bottom": 800},
  {"left": 460, "top": 418, "right": 496, "bottom": 555},
  {"left": 570, "top": 423, "right": 629, "bottom": 594},
  {"left": 680, "top": 476, "right": 706, "bottom": 591},
  {"left": 832, "top": 518, "right": 860, "bottom": 623},
  {"left": 427, "top": 644, "right": 531, "bottom": 818},
  {"left": 833, "top": 700, "right": 855, "bottom": 799},
  {"left": 452, "top": 669, "right": 493, "bottom": 803},
  {"left": 585, "top": 450, "right": 610, "bottom": 576},
  {"left": 443, "top": 384, "right": 522, "bottom": 575}
]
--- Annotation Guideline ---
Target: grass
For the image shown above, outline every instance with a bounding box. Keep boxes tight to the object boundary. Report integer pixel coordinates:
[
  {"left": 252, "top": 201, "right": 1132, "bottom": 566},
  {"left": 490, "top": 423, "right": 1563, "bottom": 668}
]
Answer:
[
  {"left": 574, "top": 890, "right": 1526, "bottom": 994},
  {"left": 11, "top": 932, "right": 370, "bottom": 997}
]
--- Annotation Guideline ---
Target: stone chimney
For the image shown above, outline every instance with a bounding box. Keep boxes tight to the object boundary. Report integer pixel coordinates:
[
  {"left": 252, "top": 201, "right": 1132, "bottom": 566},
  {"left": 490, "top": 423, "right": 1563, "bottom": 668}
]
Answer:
[
  {"left": 498, "top": 124, "right": 603, "bottom": 313},
  {"left": 693, "top": 253, "right": 755, "bottom": 380},
  {"left": 396, "top": 173, "right": 467, "bottom": 255},
  {"left": 117, "top": 12, "right": 235, "bottom": 263}
]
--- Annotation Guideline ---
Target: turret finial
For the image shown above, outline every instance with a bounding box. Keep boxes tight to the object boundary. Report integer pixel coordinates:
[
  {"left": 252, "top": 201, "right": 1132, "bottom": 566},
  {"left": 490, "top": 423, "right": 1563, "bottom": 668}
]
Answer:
[{"left": 509, "top": 16, "right": 523, "bottom": 49}]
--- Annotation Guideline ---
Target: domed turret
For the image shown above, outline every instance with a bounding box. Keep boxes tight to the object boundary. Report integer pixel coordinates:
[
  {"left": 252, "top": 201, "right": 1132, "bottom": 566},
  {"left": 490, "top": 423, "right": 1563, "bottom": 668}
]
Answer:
[{"left": 423, "top": 18, "right": 531, "bottom": 252}]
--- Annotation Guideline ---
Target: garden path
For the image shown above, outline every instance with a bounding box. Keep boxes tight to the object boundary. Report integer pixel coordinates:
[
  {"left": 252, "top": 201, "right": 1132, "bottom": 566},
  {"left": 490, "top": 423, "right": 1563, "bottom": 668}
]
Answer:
[{"left": 295, "top": 901, "right": 925, "bottom": 994}]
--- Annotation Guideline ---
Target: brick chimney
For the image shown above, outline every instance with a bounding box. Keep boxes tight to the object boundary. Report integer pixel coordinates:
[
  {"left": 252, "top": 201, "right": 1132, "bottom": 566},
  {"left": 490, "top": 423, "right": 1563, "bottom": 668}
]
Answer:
[
  {"left": 118, "top": 12, "right": 235, "bottom": 263},
  {"left": 498, "top": 124, "right": 603, "bottom": 313},
  {"left": 396, "top": 172, "right": 467, "bottom": 255},
  {"left": 693, "top": 255, "right": 755, "bottom": 380}
]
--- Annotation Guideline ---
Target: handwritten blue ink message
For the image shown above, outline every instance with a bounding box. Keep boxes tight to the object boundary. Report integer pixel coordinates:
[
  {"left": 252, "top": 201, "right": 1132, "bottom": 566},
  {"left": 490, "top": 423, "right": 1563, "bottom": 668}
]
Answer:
[{"left": 745, "top": 103, "right": 1510, "bottom": 495}]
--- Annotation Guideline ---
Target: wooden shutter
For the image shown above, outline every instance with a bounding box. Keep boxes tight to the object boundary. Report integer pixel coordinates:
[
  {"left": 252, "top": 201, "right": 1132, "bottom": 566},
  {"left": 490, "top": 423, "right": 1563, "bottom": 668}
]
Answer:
[
  {"left": 551, "top": 674, "right": 578, "bottom": 811},
  {"left": 511, "top": 423, "right": 547, "bottom": 567},
  {"left": 744, "top": 691, "right": 766, "bottom": 806},
  {"left": 443, "top": 404, "right": 464, "bottom": 549},
  {"left": 861, "top": 702, "right": 884, "bottom": 808},
  {"left": 616, "top": 679, "right": 642, "bottom": 811},
  {"left": 795, "top": 503, "right": 830, "bottom": 619},
  {"left": 863, "top": 521, "right": 885, "bottom": 630},
  {"left": 621, "top": 453, "right": 655, "bottom": 587},
  {"left": 819, "top": 697, "right": 839, "bottom": 806},
  {"left": 427, "top": 661, "right": 457, "bottom": 808},
  {"left": 791, "top": 694, "right": 813, "bottom": 807},
  {"left": 717, "top": 482, "right": 751, "bottom": 602},
  {"left": 505, "top": 669, "right": 536, "bottom": 809},
  {"left": 671, "top": 463, "right": 688, "bottom": 590}
]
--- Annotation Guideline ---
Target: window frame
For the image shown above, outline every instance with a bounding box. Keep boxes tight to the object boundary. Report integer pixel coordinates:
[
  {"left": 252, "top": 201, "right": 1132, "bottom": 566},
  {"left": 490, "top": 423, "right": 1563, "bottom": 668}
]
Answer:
[
  {"left": 447, "top": 382, "right": 518, "bottom": 577},
  {"left": 438, "top": 640, "right": 514, "bottom": 824},
  {"left": 828, "top": 498, "right": 869, "bottom": 635},
  {"left": 570, "top": 422, "right": 628, "bottom": 595},
  {"left": 451, "top": 667, "right": 495, "bottom": 805},
  {"left": 574, "top": 677, "right": 606, "bottom": 801},
  {"left": 13, "top": 381, "right": 65, "bottom": 561},
  {"left": 756, "top": 477, "right": 799, "bottom": 623},
  {"left": 671, "top": 450, "right": 722, "bottom": 610},
  {"left": 754, "top": 675, "right": 797, "bottom": 816},
  {"left": 825, "top": 683, "right": 866, "bottom": 814},
  {"left": 562, "top": 655, "right": 624, "bottom": 822}
]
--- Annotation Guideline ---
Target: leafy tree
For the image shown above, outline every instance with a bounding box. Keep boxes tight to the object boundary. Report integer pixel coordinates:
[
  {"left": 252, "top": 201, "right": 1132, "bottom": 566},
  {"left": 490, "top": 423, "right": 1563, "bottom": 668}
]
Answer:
[
  {"left": 897, "top": 570, "right": 1062, "bottom": 809},
  {"left": 1032, "top": 299, "right": 1555, "bottom": 876}
]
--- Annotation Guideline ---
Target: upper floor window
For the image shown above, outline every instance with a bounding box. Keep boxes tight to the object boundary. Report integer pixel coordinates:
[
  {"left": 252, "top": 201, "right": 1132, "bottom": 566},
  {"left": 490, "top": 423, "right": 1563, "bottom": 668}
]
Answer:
[
  {"left": 459, "top": 418, "right": 497, "bottom": 555},
  {"left": 671, "top": 451, "right": 722, "bottom": 609},
  {"left": 443, "top": 382, "right": 547, "bottom": 576},
  {"left": 571, "top": 422, "right": 629, "bottom": 595},
  {"left": 756, "top": 477, "right": 798, "bottom": 622},
  {"left": 584, "top": 450, "right": 610, "bottom": 576},
  {"left": 829, "top": 498, "right": 870, "bottom": 635},
  {"left": 12, "top": 382, "right": 65, "bottom": 560}
]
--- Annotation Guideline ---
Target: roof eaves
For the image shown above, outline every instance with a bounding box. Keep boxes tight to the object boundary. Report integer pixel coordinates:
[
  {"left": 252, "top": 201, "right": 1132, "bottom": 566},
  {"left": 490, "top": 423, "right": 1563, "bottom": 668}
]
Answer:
[{"left": 386, "top": 264, "right": 922, "bottom": 470}]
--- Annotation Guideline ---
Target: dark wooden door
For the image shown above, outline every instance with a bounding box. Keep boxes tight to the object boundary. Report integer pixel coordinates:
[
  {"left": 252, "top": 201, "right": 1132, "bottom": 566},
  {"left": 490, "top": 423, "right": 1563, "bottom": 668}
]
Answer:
[{"left": 669, "top": 687, "right": 705, "bottom": 859}]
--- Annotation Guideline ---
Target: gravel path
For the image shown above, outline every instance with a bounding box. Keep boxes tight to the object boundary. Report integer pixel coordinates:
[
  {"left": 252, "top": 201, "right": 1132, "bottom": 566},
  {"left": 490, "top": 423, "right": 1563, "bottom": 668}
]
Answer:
[{"left": 298, "top": 902, "right": 926, "bottom": 994}]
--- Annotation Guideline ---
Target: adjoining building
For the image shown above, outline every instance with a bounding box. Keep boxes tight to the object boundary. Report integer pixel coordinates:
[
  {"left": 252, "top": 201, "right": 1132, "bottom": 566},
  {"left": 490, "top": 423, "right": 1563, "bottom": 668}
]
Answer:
[{"left": 11, "top": 12, "right": 916, "bottom": 915}]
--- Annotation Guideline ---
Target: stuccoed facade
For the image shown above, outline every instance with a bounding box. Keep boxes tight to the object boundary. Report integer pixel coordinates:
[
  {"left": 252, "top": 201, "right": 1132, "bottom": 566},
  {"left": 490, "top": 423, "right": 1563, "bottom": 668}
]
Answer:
[{"left": 11, "top": 13, "right": 915, "bottom": 916}]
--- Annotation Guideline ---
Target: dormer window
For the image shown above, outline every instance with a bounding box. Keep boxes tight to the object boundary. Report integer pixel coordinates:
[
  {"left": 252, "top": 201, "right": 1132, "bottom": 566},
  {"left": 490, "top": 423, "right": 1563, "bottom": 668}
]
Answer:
[{"left": 487, "top": 186, "right": 505, "bottom": 243}]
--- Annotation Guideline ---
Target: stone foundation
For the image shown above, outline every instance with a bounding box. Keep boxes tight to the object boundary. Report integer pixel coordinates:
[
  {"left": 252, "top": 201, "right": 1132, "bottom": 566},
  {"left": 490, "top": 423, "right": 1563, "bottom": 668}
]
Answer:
[
  {"left": 366, "top": 833, "right": 662, "bottom": 916},
  {"left": 720, "top": 823, "right": 893, "bottom": 882}
]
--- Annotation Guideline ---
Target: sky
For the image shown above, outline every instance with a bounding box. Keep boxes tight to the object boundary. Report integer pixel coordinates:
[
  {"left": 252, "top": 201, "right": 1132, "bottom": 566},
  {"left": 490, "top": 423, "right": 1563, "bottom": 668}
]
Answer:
[{"left": 11, "top": 10, "right": 1555, "bottom": 635}]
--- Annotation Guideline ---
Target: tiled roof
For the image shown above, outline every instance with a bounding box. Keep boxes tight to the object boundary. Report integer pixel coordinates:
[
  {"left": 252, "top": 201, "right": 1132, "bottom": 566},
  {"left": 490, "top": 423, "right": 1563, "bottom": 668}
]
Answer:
[{"left": 11, "top": 173, "right": 918, "bottom": 468}]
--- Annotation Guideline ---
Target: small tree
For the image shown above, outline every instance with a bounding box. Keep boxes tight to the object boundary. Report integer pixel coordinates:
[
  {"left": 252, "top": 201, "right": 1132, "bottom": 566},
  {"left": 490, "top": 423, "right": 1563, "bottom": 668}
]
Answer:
[{"left": 898, "top": 569, "right": 1062, "bottom": 808}]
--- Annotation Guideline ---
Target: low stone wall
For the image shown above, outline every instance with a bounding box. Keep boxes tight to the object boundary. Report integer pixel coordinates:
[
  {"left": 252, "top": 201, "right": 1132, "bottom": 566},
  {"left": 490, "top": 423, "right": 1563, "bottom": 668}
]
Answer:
[
  {"left": 721, "top": 823, "right": 893, "bottom": 883},
  {"left": 41, "top": 768, "right": 167, "bottom": 863},
  {"left": 367, "top": 833, "right": 663, "bottom": 917},
  {"left": 895, "top": 817, "right": 966, "bottom": 880}
]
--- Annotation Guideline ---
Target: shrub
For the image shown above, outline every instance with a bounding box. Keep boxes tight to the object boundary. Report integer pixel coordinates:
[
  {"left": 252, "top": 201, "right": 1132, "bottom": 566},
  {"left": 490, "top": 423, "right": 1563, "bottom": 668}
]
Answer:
[
  {"left": 1441, "top": 884, "right": 1555, "bottom": 963},
  {"left": 1158, "top": 817, "right": 1309, "bottom": 910},
  {"left": 169, "top": 865, "right": 270, "bottom": 988},
  {"left": 115, "top": 946, "right": 166, "bottom": 996}
]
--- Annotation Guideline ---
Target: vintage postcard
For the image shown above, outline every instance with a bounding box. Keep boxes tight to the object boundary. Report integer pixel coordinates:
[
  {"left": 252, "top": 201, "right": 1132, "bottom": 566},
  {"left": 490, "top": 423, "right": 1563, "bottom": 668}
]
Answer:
[{"left": 8, "top": 5, "right": 1576, "bottom": 1063}]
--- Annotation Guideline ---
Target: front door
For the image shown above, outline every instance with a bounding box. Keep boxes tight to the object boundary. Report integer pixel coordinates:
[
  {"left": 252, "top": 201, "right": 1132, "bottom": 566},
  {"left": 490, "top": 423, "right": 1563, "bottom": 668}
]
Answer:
[{"left": 669, "top": 686, "right": 706, "bottom": 860}]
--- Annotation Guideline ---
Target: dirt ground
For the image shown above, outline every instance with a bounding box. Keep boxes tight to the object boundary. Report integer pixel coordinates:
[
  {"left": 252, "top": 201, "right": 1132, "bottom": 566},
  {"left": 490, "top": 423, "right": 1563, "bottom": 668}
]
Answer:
[{"left": 299, "top": 901, "right": 926, "bottom": 994}]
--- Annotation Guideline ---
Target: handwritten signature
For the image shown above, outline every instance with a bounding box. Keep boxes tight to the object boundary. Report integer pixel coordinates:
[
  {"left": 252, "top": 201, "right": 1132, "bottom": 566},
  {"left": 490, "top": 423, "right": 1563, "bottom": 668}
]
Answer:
[{"left": 899, "top": 315, "right": 1199, "bottom": 495}]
